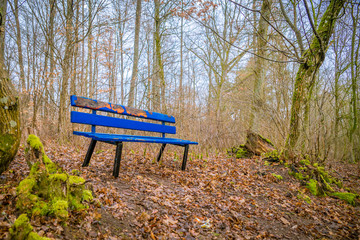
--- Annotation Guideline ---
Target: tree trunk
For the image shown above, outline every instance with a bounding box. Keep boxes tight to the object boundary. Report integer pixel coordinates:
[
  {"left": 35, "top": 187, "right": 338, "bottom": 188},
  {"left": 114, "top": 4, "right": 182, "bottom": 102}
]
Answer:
[
  {"left": 11, "top": 0, "right": 26, "bottom": 90},
  {"left": 285, "top": 0, "right": 346, "bottom": 157},
  {"left": 128, "top": 0, "right": 142, "bottom": 107},
  {"left": 152, "top": 0, "right": 161, "bottom": 112},
  {"left": 0, "top": 0, "right": 21, "bottom": 174},
  {"left": 349, "top": 3, "right": 359, "bottom": 162},
  {"left": 248, "top": 0, "right": 272, "bottom": 133},
  {"left": 58, "top": 0, "right": 74, "bottom": 138}
]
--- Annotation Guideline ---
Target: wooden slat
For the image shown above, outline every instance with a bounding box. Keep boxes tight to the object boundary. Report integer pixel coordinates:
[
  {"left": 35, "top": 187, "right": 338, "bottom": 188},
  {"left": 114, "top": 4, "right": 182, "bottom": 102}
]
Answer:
[
  {"left": 73, "top": 131, "right": 198, "bottom": 145},
  {"left": 71, "top": 111, "right": 176, "bottom": 134},
  {"left": 70, "top": 95, "right": 175, "bottom": 123}
]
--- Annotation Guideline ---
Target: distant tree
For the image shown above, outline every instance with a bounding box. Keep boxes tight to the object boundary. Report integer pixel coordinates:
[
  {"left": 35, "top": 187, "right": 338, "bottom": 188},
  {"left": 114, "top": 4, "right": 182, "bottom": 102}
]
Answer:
[{"left": 0, "top": 0, "right": 21, "bottom": 174}]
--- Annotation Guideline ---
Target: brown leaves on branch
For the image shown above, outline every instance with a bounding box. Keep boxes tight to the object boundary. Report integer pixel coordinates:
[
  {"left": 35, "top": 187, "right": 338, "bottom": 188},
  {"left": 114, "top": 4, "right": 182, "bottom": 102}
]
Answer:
[{"left": 169, "top": 0, "right": 218, "bottom": 21}]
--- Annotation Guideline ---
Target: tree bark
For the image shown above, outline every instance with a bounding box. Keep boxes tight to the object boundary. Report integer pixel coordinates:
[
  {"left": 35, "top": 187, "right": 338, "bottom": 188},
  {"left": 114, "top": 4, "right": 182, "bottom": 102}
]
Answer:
[
  {"left": 0, "top": 0, "right": 21, "bottom": 174},
  {"left": 285, "top": 0, "right": 346, "bottom": 157},
  {"left": 248, "top": 0, "right": 272, "bottom": 133},
  {"left": 58, "top": 0, "right": 74, "bottom": 138},
  {"left": 152, "top": 0, "right": 161, "bottom": 112},
  {"left": 128, "top": 0, "right": 142, "bottom": 107}
]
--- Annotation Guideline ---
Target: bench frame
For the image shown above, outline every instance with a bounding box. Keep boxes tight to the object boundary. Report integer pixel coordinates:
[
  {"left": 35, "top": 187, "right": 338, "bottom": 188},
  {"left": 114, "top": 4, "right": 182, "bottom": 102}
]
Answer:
[{"left": 70, "top": 95, "right": 197, "bottom": 177}]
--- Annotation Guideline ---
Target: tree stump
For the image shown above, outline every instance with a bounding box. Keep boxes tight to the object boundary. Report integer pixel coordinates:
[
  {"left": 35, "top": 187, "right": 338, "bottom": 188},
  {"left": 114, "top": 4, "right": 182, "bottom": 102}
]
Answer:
[
  {"left": 244, "top": 131, "right": 275, "bottom": 156},
  {"left": 228, "top": 131, "right": 277, "bottom": 160}
]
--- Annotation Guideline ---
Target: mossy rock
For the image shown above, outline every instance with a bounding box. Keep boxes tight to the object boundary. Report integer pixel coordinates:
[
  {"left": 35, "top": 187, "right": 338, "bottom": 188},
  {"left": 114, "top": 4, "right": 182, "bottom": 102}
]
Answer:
[{"left": 16, "top": 135, "right": 93, "bottom": 222}]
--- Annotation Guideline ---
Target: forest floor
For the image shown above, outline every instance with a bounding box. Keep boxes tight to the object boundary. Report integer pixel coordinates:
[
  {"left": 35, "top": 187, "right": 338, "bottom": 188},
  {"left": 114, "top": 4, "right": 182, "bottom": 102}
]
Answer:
[{"left": 0, "top": 141, "right": 359, "bottom": 239}]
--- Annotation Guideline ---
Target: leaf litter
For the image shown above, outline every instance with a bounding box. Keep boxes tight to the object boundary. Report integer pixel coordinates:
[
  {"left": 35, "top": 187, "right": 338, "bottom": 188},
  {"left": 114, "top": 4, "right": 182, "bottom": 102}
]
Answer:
[{"left": 0, "top": 142, "right": 359, "bottom": 239}]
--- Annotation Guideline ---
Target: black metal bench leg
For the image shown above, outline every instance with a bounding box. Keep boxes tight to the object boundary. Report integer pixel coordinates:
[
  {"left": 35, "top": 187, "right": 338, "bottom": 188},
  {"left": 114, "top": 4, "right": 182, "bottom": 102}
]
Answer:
[
  {"left": 181, "top": 144, "right": 189, "bottom": 171},
  {"left": 113, "top": 142, "right": 123, "bottom": 178},
  {"left": 156, "top": 144, "right": 167, "bottom": 162},
  {"left": 83, "top": 139, "right": 97, "bottom": 167}
]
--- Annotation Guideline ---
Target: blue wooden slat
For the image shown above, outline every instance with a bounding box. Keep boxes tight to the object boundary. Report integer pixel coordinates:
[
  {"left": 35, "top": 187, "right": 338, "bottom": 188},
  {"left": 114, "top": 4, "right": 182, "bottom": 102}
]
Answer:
[
  {"left": 73, "top": 131, "right": 198, "bottom": 145},
  {"left": 70, "top": 95, "right": 175, "bottom": 123},
  {"left": 71, "top": 111, "right": 176, "bottom": 134}
]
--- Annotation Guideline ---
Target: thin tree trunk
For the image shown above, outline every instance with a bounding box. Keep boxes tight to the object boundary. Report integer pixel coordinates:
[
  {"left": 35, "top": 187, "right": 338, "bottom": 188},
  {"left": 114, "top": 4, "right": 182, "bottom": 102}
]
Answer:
[
  {"left": 153, "top": 0, "right": 161, "bottom": 112},
  {"left": 179, "top": 0, "right": 184, "bottom": 114},
  {"left": 58, "top": 0, "right": 74, "bottom": 138},
  {"left": 88, "top": 0, "right": 93, "bottom": 97},
  {"left": 11, "top": 0, "right": 25, "bottom": 90},
  {"left": 128, "top": 0, "right": 142, "bottom": 107},
  {"left": 349, "top": 3, "right": 359, "bottom": 162}
]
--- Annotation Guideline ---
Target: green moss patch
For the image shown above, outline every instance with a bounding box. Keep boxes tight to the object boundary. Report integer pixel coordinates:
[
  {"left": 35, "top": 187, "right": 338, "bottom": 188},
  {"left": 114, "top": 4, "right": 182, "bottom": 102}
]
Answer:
[
  {"left": 227, "top": 144, "right": 252, "bottom": 159},
  {"left": 16, "top": 135, "right": 93, "bottom": 223},
  {"left": 331, "top": 192, "right": 358, "bottom": 206},
  {"left": 271, "top": 173, "right": 283, "bottom": 180},
  {"left": 288, "top": 158, "right": 357, "bottom": 206},
  {"left": 306, "top": 179, "right": 319, "bottom": 196},
  {"left": 9, "top": 214, "right": 50, "bottom": 240}
]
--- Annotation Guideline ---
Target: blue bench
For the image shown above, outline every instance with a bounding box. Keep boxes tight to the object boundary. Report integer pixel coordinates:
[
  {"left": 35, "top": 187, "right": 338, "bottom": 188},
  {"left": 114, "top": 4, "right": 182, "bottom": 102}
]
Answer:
[{"left": 70, "top": 95, "right": 198, "bottom": 177}]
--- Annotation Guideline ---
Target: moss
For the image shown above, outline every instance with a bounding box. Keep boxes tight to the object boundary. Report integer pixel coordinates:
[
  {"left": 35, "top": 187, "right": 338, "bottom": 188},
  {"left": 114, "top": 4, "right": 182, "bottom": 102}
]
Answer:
[
  {"left": 227, "top": 145, "right": 251, "bottom": 158},
  {"left": 292, "top": 172, "right": 306, "bottom": 180},
  {"left": 27, "top": 135, "right": 44, "bottom": 152},
  {"left": 16, "top": 177, "right": 38, "bottom": 211},
  {"left": 258, "top": 134, "right": 274, "bottom": 146},
  {"left": 272, "top": 173, "right": 283, "bottom": 180},
  {"left": 9, "top": 214, "right": 51, "bottom": 240},
  {"left": 52, "top": 200, "right": 69, "bottom": 220},
  {"left": 307, "top": 179, "right": 319, "bottom": 196},
  {"left": 29, "top": 162, "right": 40, "bottom": 175},
  {"left": 69, "top": 194, "right": 86, "bottom": 210},
  {"left": 32, "top": 201, "right": 51, "bottom": 216},
  {"left": 331, "top": 192, "right": 358, "bottom": 206},
  {"left": 320, "top": 175, "right": 334, "bottom": 192},
  {"left": 49, "top": 173, "right": 68, "bottom": 182},
  {"left": 17, "top": 135, "right": 92, "bottom": 222},
  {"left": 28, "top": 232, "right": 50, "bottom": 240},
  {"left": 297, "top": 193, "right": 312, "bottom": 204},
  {"left": 17, "top": 178, "right": 36, "bottom": 195},
  {"left": 69, "top": 175, "right": 85, "bottom": 185},
  {"left": 300, "top": 159, "right": 310, "bottom": 166},
  {"left": 82, "top": 190, "right": 93, "bottom": 202},
  {"left": 71, "top": 169, "right": 80, "bottom": 176},
  {"left": 263, "top": 150, "right": 279, "bottom": 158},
  {"left": 43, "top": 155, "right": 57, "bottom": 174},
  {"left": 9, "top": 214, "right": 33, "bottom": 239}
]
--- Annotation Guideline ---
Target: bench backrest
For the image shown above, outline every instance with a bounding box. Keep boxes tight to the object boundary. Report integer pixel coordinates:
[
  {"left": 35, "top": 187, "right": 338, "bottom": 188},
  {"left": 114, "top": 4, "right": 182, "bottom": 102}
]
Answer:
[{"left": 70, "top": 95, "right": 176, "bottom": 135}]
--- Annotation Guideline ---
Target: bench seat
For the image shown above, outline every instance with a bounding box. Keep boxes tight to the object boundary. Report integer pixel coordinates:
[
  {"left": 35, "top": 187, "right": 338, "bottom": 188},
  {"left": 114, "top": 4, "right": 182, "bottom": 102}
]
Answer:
[
  {"left": 70, "top": 95, "right": 198, "bottom": 177},
  {"left": 73, "top": 131, "right": 198, "bottom": 145}
]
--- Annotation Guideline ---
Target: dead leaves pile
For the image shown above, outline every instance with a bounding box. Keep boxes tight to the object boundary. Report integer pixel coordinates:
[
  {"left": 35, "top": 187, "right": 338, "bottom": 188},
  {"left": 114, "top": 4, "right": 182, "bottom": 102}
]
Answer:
[{"left": 1, "top": 142, "right": 360, "bottom": 239}]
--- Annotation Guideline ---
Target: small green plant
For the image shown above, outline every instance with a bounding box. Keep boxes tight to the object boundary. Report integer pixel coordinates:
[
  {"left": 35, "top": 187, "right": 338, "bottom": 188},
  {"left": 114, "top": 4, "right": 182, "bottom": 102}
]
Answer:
[
  {"left": 264, "top": 161, "right": 270, "bottom": 166},
  {"left": 143, "top": 148, "right": 147, "bottom": 157},
  {"left": 272, "top": 173, "right": 283, "bottom": 180},
  {"left": 297, "top": 193, "right": 312, "bottom": 204}
]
